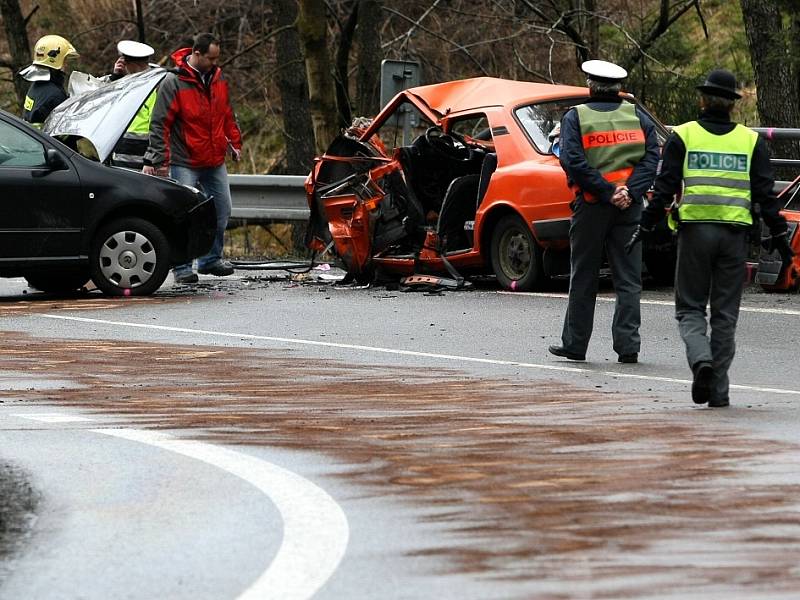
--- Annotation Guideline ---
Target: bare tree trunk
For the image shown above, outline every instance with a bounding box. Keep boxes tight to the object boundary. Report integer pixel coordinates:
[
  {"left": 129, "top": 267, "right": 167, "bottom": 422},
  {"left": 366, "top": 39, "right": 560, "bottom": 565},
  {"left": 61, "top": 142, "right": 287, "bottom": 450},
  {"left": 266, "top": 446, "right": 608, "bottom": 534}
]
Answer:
[
  {"left": 581, "top": 0, "right": 599, "bottom": 59},
  {"left": 133, "top": 0, "right": 146, "bottom": 42},
  {"left": 274, "top": 0, "right": 315, "bottom": 174},
  {"left": 334, "top": 2, "right": 358, "bottom": 129},
  {"left": 790, "top": 1, "right": 800, "bottom": 132},
  {"left": 0, "top": 0, "right": 31, "bottom": 108},
  {"left": 355, "top": 0, "right": 382, "bottom": 116},
  {"left": 297, "top": 0, "right": 339, "bottom": 154},
  {"left": 740, "top": 0, "right": 800, "bottom": 159}
]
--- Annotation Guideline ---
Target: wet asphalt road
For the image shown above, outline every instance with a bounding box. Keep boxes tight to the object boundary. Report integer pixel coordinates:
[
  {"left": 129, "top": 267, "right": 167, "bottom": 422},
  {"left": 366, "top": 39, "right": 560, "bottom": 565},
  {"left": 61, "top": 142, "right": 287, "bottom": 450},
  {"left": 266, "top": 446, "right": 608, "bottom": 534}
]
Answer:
[{"left": 0, "top": 271, "right": 799, "bottom": 599}]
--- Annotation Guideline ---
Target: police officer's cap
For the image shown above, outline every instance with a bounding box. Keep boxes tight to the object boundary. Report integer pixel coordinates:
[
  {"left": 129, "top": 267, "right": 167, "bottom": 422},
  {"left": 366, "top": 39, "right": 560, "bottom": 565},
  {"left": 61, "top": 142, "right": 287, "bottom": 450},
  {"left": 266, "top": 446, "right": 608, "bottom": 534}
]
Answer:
[
  {"left": 117, "top": 40, "right": 154, "bottom": 60},
  {"left": 696, "top": 69, "right": 741, "bottom": 100},
  {"left": 581, "top": 60, "right": 628, "bottom": 83}
]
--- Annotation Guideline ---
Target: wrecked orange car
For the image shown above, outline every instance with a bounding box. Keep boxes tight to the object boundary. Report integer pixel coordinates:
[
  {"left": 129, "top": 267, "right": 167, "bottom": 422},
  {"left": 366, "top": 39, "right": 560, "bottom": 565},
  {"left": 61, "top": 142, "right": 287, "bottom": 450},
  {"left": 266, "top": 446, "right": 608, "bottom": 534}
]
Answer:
[
  {"left": 756, "top": 175, "right": 800, "bottom": 291},
  {"left": 305, "top": 77, "right": 670, "bottom": 290}
]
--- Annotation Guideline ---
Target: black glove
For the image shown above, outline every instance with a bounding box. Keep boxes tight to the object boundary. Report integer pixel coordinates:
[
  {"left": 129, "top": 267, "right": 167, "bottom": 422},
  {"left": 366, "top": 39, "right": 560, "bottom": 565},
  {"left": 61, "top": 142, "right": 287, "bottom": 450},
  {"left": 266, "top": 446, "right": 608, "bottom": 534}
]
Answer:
[
  {"left": 625, "top": 224, "right": 654, "bottom": 254},
  {"left": 771, "top": 233, "right": 795, "bottom": 270}
]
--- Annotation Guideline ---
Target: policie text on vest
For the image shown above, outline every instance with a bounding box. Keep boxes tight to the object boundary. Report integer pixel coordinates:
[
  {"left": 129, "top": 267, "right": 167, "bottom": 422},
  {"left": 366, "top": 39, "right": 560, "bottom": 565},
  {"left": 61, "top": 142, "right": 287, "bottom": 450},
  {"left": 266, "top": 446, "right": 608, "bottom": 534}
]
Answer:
[{"left": 687, "top": 151, "right": 748, "bottom": 172}]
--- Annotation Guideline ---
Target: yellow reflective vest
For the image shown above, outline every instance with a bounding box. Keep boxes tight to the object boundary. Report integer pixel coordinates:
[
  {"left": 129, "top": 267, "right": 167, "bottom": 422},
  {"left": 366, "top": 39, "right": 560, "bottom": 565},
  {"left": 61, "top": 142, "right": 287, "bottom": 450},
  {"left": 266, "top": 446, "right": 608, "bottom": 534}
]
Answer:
[
  {"left": 127, "top": 88, "right": 157, "bottom": 136},
  {"left": 111, "top": 89, "right": 157, "bottom": 169},
  {"left": 672, "top": 121, "right": 758, "bottom": 227}
]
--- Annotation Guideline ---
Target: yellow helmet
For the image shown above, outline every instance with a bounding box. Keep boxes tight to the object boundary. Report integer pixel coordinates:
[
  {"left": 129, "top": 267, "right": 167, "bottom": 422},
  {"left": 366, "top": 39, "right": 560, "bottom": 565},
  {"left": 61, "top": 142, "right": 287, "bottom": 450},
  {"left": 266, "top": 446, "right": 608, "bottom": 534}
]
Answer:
[{"left": 32, "top": 35, "right": 79, "bottom": 70}]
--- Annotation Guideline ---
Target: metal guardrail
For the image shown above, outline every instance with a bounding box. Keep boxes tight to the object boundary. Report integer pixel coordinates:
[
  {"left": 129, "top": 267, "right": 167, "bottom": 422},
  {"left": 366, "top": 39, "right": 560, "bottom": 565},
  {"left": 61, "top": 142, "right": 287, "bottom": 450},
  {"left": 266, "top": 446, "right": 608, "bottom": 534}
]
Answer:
[
  {"left": 230, "top": 128, "right": 800, "bottom": 223},
  {"left": 228, "top": 174, "right": 309, "bottom": 221},
  {"left": 228, "top": 175, "right": 797, "bottom": 224},
  {"left": 752, "top": 127, "right": 800, "bottom": 139}
]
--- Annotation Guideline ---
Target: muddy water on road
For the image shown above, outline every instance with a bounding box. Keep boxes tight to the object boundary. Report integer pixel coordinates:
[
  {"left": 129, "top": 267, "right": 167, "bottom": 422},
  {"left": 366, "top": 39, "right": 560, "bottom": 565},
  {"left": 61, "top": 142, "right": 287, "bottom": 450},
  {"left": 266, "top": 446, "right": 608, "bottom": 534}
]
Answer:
[{"left": 1, "top": 327, "right": 799, "bottom": 598}]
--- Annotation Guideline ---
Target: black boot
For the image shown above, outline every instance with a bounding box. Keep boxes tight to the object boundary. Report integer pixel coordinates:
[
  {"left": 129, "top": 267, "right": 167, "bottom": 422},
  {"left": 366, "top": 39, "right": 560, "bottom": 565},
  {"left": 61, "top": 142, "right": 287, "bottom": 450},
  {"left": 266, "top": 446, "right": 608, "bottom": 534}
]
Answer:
[
  {"left": 548, "top": 346, "right": 586, "bottom": 361},
  {"left": 691, "top": 361, "right": 714, "bottom": 404}
]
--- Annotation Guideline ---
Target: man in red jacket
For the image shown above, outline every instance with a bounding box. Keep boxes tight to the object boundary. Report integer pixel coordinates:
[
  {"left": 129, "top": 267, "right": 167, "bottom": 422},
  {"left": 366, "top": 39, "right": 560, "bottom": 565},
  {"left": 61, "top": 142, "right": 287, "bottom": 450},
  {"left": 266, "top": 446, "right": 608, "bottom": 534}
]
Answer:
[{"left": 144, "top": 33, "right": 242, "bottom": 284}]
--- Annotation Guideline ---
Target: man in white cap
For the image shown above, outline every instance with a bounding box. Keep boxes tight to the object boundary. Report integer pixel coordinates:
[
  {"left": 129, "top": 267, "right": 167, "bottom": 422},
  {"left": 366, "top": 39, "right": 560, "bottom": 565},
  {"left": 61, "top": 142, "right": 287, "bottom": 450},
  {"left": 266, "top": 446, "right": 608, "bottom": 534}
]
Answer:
[
  {"left": 628, "top": 68, "right": 791, "bottom": 408},
  {"left": 548, "top": 59, "right": 659, "bottom": 364},
  {"left": 107, "top": 40, "right": 155, "bottom": 81},
  {"left": 107, "top": 40, "right": 158, "bottom": 169}
]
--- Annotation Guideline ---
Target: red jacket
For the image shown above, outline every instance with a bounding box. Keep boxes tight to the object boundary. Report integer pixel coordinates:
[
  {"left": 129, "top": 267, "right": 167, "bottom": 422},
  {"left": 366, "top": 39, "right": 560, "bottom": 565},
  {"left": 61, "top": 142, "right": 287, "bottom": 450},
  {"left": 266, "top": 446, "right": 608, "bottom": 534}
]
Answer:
[{"left": 145, "top": 48, "right": 242, "bottom": 169}]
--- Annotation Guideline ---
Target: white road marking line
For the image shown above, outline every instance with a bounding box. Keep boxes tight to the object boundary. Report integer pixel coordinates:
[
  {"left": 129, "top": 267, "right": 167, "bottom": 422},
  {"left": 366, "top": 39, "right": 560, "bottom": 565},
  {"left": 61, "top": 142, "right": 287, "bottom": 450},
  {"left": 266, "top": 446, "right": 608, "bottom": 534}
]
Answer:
[
  {"left": 497, "top": 291, "right": 800, "bottom": 316},
  {"left": 12, "top": 413, "right": 349, "bottom": 600},
  {"left": 12, "top": 412, "right": 93, "bottom": 423},
  {"left": 41, "top": 314, "right": 800, "bottom": 397},
  {"left": 96, "top": 428, "right": 349, "bottom": 600}
]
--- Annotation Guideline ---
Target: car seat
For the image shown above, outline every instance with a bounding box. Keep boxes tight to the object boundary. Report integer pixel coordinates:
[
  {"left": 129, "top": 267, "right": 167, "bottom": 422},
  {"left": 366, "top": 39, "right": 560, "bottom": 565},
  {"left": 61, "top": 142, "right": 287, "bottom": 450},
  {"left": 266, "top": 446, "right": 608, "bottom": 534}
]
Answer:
[
  {"left": 437, "top": 174, "right": 480, "bottom": 251},
  {"left": 476, "top": 152, "right": 497, "bottom": 207}
]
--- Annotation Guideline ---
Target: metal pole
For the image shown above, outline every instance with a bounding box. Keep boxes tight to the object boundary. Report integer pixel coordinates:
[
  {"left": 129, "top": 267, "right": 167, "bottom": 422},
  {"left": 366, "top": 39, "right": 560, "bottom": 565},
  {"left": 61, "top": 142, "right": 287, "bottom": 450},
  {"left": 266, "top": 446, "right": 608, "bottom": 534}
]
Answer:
[
  {"left": 667, "top": 126, "right": 800, "bottom": 140},
  {"left": 769, "top": 159, "right": 800, "bottom": 167},
  {"left": 133, "top": 0, "right": 146, "bottom": 42},
  {"left": 751, "top": 127, "right": 800, "bottom": 140}
]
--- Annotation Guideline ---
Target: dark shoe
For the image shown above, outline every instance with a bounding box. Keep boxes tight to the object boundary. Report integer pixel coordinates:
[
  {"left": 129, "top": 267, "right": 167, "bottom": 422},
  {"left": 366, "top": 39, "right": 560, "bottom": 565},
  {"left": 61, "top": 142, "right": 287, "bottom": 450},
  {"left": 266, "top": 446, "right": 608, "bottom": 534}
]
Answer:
[
  {"left": 548, "top": 345, "right": 586, "bottom": 361},
  {"left": 691, "top": 361, "right": 714, "bottom": 404},
  {"left": 708, "top": 396, "right": 730, "bottom": 408},
  {"left": 618, "top": 353, "right": 638, "bottom": 364},
  {"left": 174, "top": 271, "right": 199, "bottom": 284},
  {"left": 198, "top": 261, "right": 235, "bottom": 276}
]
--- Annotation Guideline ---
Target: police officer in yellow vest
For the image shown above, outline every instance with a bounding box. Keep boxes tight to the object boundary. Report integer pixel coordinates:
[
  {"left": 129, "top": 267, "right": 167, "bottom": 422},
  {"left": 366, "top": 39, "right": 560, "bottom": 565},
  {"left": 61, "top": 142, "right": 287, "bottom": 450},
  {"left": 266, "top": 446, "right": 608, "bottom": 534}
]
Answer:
[
  {"left": 19, "top": 35, "right": 79, "bottom": 127},
  {"left": 549, "top": 60, "right": 659, "bottom": 364},
  {"left": 629, "top": 68, "right": 792, "bottom": 407},
  {"left": 109, "top": 40, "right": 157, "bottom": 170}
]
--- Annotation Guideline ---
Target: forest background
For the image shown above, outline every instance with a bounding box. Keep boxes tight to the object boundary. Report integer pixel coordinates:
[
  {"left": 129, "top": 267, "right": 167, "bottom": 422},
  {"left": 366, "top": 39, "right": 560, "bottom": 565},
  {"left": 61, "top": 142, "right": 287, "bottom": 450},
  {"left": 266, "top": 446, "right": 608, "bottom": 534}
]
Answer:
[{"left": 1, "top": 0, "right": 799, "bottom": 254}]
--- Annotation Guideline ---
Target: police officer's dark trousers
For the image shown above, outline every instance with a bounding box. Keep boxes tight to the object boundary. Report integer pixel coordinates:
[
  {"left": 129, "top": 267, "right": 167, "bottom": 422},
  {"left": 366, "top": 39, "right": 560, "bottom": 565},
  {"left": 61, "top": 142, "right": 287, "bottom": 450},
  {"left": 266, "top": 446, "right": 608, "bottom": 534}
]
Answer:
[
  {"left": 561, "top": 199, "right": 642, "bottom": 356},
  {"left": 675, "top": 223, "right": 747, "bottom": 402}
]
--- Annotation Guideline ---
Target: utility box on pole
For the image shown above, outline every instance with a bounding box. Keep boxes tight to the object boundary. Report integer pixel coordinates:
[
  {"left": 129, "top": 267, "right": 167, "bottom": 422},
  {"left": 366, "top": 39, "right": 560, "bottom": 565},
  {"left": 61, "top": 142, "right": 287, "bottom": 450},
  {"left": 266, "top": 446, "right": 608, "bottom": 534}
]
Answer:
[{"left": 380, "top": 60, "right": 421, "bottom": 146}]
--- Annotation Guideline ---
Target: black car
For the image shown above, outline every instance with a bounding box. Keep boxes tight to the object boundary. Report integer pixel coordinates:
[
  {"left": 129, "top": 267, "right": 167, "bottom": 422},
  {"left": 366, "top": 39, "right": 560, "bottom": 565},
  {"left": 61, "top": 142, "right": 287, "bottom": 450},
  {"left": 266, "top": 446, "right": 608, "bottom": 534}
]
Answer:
[{"left": 0, "top": 108, "right": 215, "bottom": 296}]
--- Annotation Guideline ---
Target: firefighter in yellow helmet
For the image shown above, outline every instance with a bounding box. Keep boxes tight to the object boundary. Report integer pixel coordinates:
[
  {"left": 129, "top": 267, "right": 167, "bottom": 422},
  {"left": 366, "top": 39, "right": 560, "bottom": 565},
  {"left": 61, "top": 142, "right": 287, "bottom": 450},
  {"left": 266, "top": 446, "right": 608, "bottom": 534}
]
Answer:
[{"left": 19, "top": 35, "right": 79, "bottom": 126}]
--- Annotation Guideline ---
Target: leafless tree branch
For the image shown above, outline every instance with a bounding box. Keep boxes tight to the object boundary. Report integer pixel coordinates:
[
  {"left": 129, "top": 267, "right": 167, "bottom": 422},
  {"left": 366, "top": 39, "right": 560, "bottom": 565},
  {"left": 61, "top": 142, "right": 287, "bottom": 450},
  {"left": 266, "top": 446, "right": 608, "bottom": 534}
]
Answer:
[
  {"left": 382, "top": 5, "right": 489, "bottom": 74},
  {"left": 23, "top": 5, "right": 39, "bottom": 27},
  {"left": 512, "top": 46, "right": 551, "bottom": 83},
  {"left": 382, "top": 0, "right": 444, "bottom": 48},
  {"left": 455, "top": 24, "right": 547, "bottom": 52},
  {"left": 221, "top": 23, "right": 296, "bottom": 68},
  {"left": 73, "top": 19, "right": 137, "bottom": 40},
  {"left": 624, "top": 0, "right": 701, "bottom": 68}
]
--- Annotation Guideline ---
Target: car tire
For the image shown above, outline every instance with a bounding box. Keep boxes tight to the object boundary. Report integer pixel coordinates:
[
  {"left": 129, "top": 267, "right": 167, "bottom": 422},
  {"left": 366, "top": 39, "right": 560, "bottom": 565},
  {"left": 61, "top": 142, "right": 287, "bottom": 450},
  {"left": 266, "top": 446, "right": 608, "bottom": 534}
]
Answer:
[
  {"left": 490, "top": 214, "right": 545, "bottom": 291},
  {"left": 24, "top": 270, "right": 90, "bottom": 294},
  {"left": 90, "top": 217, "right": 170, "bottom": 296}
]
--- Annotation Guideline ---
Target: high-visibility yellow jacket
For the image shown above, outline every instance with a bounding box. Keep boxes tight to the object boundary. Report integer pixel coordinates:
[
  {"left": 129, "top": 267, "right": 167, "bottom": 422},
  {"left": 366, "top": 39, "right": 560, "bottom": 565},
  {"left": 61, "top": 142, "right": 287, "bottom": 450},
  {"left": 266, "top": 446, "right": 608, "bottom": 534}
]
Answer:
[
  {"left": 111, "top": 89, "right": 157, "bottom": 169},
  {"left": 672, "top": 120, "right": 758, "bottom": 227}
]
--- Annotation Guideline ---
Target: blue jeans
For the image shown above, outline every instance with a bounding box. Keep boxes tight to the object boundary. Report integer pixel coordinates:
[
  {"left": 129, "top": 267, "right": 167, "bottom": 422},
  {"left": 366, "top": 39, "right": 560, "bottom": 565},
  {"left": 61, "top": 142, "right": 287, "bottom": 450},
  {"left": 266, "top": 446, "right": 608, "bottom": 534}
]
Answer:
[{"left": 170, "top": 163, "right": 232, "bottom": 274}]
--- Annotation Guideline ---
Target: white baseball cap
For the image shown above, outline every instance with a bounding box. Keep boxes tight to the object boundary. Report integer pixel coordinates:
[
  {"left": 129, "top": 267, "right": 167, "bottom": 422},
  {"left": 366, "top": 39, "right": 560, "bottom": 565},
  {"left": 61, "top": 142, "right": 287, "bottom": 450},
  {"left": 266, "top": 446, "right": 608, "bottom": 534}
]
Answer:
[
  {"left": 581, "top": 60, "right": 628, "bottom": 82},
  {"left": 117, "top": 40, "right": 155, "bottom": 59}
]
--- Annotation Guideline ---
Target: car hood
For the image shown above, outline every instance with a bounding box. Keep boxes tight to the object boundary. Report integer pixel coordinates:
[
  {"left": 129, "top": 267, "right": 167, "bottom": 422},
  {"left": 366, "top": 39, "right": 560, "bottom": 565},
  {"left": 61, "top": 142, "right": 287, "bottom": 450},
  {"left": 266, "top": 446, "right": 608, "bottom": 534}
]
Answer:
[{"left": 43, "top": 67, "right": 167, "bottom": 162}]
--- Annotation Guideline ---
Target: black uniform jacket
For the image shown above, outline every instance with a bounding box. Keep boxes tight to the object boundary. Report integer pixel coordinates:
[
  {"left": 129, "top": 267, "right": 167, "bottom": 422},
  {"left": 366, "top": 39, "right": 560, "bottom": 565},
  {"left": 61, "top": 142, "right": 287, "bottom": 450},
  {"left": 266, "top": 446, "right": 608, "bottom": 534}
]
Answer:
[
  {"left": 641, "top": 108, "right": 787, "bottom": 236},
  {"left": 22, "top": 71, "right": 67, "bottom": 125},
  {"left": 559, "top": 95, "right": 660, "bottom": 205}
]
